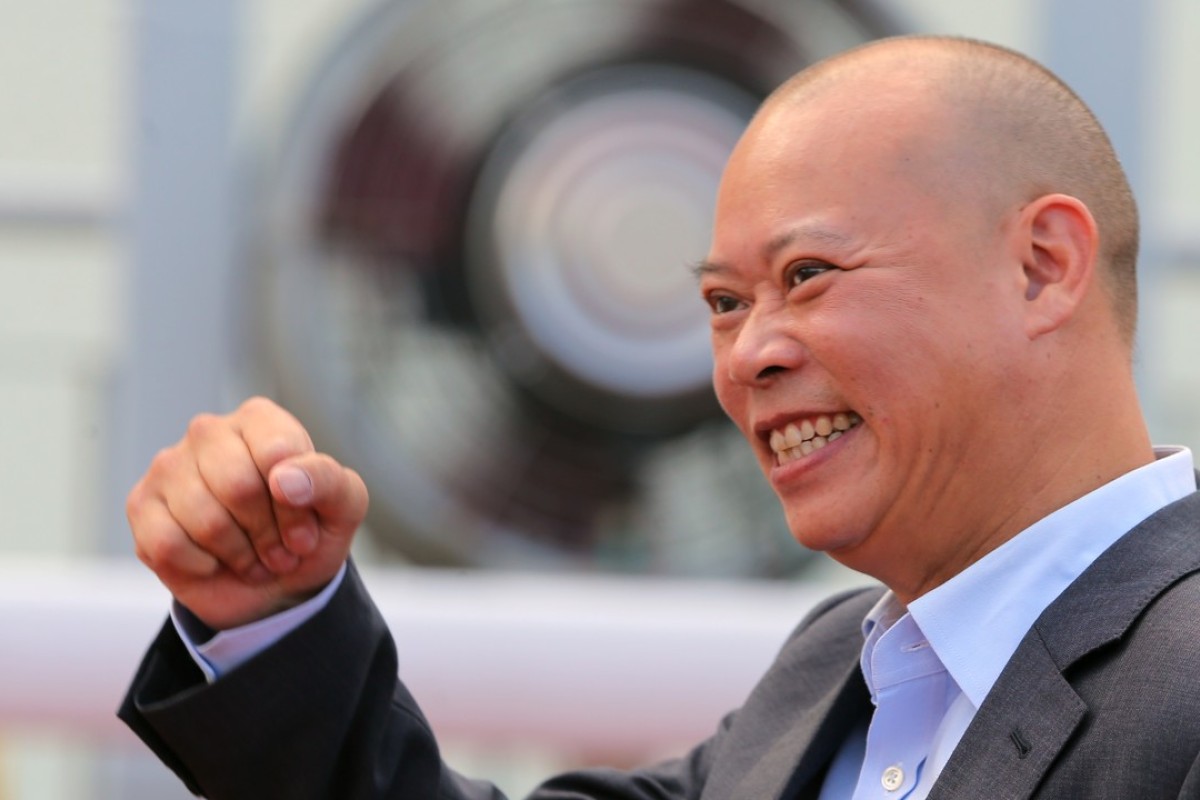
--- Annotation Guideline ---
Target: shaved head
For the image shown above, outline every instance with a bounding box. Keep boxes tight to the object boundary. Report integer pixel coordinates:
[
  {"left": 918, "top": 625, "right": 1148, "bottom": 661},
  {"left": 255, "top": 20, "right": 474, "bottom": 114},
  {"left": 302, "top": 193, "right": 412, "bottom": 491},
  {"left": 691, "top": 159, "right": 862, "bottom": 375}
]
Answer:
[
  {"left": 705, "top": 33, "right": 1155, "bottom": 599},
  {"left": 759, "top": 36, "right": 1140, "bottom": 344}
]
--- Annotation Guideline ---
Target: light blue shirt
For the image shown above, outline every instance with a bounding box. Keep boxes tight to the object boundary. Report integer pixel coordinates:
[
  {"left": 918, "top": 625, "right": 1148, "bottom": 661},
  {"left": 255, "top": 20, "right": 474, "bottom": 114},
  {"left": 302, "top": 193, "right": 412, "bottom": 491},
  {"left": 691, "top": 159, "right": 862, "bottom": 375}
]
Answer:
[{"left": 820, "top": 446, "right": 1196, "bottom": 799}]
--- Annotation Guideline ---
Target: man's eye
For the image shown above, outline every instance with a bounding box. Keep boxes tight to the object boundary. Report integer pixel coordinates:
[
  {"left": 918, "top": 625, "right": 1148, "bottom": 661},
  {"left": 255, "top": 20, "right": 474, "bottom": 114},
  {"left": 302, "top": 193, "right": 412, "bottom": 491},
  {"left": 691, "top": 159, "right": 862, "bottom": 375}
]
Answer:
[
  {"left": 708, "top": 294, "right": 743, "bottom": 314},
  {"left": 787, "top": 261, "right": 834, "bottom": 286}
]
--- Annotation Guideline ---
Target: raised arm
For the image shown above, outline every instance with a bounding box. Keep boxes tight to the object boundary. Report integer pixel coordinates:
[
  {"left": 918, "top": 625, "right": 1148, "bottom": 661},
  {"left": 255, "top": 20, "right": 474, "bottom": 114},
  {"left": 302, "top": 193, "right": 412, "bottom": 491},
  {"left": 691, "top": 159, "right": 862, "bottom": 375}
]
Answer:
[{"left": 121, "top": 397, "right": 726, "bottom": 799}]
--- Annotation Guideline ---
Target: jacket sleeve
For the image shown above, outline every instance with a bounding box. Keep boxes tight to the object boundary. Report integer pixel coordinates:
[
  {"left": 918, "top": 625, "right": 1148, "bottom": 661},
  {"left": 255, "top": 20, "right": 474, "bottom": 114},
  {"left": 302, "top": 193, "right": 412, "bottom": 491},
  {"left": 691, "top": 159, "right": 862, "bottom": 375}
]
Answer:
[{"left": 117, "top": 563, "right": 723, "bottom": 800}]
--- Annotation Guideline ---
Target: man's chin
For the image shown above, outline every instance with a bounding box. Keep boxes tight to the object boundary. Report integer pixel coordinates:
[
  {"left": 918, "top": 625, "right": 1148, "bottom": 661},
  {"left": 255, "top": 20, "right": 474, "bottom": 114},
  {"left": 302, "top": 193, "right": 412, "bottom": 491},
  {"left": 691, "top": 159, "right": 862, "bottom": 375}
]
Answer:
[{"left": 787, "top": 522, "right": 870, "bottom": 558}]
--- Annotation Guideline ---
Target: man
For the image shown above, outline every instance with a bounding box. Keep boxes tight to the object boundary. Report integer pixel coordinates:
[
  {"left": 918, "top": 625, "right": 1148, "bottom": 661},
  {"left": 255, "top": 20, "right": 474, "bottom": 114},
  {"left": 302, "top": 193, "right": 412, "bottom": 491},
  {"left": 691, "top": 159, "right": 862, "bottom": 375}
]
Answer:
[{"left": 120, "top": 35, "right": 1200, "bottom": 799}]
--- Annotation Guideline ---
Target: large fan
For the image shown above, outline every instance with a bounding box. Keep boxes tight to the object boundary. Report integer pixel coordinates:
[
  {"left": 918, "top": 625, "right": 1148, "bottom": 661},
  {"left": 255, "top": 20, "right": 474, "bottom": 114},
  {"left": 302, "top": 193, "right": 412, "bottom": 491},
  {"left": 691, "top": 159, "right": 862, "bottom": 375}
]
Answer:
[{"left": 251, "top": 0, "right": 898, "bottom": 576}]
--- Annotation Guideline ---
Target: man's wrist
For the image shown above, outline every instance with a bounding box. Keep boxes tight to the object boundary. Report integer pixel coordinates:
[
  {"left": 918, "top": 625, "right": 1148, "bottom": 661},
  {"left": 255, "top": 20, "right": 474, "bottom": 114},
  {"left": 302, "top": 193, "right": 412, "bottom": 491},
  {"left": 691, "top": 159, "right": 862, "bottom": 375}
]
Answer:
[{"left": 170, "top": 562, "right": 349, "bottom": 682}]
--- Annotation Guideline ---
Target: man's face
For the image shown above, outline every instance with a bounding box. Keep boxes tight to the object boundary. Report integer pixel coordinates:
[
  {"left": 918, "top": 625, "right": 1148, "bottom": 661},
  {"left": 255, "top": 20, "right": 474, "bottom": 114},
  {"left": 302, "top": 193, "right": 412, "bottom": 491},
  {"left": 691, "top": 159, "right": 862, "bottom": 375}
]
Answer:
[{"left": 700, "top": 94, "right": 1026, "bottom": 586}]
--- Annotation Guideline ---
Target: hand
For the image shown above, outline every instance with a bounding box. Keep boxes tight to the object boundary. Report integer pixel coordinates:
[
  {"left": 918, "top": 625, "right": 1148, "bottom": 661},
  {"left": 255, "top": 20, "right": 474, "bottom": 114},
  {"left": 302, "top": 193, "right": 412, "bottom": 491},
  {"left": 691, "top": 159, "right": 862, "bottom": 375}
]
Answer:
[{"left": 127, "top": 396, "right": 369, "bottom": 630}]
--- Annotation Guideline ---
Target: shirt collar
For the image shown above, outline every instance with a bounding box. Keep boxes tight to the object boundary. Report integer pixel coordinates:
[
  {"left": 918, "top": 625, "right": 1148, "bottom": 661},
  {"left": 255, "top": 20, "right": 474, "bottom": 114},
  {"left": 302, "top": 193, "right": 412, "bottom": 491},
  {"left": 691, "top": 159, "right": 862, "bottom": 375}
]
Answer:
[
  {"left": 859, "top": 592, "right": 909, "bottom": 702},
  {"left": 904, "top": 446, "right": 1196, "bottom": 709}
]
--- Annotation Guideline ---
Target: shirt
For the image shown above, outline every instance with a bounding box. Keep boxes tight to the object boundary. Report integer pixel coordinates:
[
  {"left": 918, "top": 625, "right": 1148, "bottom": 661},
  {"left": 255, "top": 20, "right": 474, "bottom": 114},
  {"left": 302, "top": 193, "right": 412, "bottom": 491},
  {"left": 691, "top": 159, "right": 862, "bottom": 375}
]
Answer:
[{"left": 819, "top": 446, "right": 1196, "bottom": 799}]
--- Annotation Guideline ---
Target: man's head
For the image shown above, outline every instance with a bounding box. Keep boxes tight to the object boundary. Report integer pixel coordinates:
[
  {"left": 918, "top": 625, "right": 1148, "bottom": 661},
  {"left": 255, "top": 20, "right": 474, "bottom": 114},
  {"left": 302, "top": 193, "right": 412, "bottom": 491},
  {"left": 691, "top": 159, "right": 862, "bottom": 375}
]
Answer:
[
  {"left": 771, "top": 36, "right": 1140, "bottom": 339},
  {"left": 699, "top": 36, "right": 1152, "bottom": 599}
]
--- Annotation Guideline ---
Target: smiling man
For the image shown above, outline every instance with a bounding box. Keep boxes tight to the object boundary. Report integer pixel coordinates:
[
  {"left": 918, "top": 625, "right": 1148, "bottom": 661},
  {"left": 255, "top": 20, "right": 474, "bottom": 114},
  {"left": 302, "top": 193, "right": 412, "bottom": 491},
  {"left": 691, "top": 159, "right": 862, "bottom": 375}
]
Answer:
[
  {"left": 700, "top": 35, "right": 1151, "bottom": 602},
  {"left": 120, "top": 36, "right": 1200, "bottom": 799}
]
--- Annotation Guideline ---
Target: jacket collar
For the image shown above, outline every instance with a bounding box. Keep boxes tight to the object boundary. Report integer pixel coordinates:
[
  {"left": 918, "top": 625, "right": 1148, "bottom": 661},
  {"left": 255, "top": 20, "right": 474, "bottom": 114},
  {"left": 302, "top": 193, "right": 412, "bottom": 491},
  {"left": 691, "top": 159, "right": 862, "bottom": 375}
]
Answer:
[
  {"left": 928, "top": 476, "right": 1200, "bottom": 800},
  {"left": 715, "top": 589, "right": 878, "bottom": 800}
]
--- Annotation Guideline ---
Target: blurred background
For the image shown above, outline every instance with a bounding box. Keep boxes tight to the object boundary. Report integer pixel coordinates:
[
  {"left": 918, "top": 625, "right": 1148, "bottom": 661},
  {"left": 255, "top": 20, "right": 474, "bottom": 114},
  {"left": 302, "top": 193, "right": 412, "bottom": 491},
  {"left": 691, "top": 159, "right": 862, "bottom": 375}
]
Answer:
[{"left": 0, "top": 0, "right": 1197, "bottom": 797}]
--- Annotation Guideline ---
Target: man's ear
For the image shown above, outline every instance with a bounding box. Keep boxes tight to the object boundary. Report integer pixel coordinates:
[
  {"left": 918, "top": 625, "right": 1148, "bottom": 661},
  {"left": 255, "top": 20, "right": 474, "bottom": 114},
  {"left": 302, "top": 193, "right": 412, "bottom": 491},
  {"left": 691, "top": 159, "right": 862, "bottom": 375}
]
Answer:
[{"left": 1016, "top": 193, "right": 1099, "bottom": 339}]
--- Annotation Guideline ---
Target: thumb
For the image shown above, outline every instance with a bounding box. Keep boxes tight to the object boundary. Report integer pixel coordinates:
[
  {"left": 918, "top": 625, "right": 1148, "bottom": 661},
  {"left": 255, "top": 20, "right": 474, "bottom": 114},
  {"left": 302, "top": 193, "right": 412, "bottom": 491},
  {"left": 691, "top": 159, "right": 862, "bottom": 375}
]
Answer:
[
  {"left": 269, "top": 454, "right": 369, "bottom": 553},
  {"left": 273, "top": 462, "right": 315, "bottom": 506}
]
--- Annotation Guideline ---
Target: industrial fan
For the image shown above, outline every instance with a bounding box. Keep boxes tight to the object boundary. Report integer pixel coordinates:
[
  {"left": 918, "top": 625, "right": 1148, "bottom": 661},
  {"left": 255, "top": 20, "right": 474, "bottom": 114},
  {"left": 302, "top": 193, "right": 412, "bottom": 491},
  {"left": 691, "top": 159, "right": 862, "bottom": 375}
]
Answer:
[{"left": 252, "top": 0, "right": 898, "bottom": 576}]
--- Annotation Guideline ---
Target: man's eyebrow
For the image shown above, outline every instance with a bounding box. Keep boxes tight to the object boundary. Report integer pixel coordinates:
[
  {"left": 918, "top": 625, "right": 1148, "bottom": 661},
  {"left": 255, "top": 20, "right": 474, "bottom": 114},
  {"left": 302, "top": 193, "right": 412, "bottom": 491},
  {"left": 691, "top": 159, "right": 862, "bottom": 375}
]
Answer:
[
  {"left": 765, "top": 225, "right": 853, "bottom": 255},
  {"left": 690, "top": 259, "right": 729, "bottom": 282},
  {"left": 690, "top": 225, "right": 853, "bottom": 282}
]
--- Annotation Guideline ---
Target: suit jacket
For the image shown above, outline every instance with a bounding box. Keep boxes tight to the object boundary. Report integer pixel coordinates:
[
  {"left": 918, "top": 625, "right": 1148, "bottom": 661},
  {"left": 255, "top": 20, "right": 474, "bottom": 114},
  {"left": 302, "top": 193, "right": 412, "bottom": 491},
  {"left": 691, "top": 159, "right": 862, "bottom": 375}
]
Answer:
[{"left": 120, "top": 482, "right": 1200, "bottom": 799}]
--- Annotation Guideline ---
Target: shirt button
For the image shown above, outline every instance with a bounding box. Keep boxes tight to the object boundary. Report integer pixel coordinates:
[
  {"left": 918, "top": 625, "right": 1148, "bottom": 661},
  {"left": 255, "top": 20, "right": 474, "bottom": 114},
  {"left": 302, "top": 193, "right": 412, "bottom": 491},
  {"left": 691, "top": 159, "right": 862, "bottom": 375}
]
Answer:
[{"left": 881, "top": 765, "right": 905, "bottom": 792}]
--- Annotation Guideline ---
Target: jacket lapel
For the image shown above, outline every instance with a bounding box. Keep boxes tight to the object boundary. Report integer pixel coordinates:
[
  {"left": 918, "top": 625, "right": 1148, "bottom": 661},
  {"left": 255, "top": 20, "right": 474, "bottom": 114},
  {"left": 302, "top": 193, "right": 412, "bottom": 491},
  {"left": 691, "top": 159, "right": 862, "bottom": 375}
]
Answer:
[
  {"left": 746, "top": 657, "right": 871, "bottom": 800},
  {"left": 930, "top": 479, "right": 1200, "bottom": 800},
  {"left": 926, "top": 637, "right": 1085, "bottom": 800},
  {"left": 776, "top": 660, "right": 873, "bottom": 800},
  {"left": 719, "top": 596, "right": 875, "bottom": 800}
]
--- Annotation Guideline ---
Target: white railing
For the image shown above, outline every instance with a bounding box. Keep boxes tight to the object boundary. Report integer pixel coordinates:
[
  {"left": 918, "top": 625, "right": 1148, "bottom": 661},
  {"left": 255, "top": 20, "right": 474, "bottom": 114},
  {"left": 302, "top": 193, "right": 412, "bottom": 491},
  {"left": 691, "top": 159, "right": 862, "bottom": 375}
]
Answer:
[{"left": 0, "top": 557, "right": 849, "bottom": 757}]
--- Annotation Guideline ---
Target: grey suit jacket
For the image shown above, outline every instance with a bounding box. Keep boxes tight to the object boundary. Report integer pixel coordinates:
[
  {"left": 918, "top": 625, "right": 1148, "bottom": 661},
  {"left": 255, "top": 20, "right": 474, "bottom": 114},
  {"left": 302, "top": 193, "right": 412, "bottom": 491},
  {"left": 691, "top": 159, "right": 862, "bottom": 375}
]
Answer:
[{"left": 120, "top": 482, "right": 1200, "bottom": 799}]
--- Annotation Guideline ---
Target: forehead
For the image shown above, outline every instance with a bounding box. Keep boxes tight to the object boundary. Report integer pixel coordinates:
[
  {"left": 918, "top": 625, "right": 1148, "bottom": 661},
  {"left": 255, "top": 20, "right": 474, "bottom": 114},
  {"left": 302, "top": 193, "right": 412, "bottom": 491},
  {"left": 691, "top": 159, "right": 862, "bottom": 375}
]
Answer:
[
  {"left": 709, "top": 84, "right": 982, "bottom": 259},
  {"left": 738, "top": 77, "right": 951, "bottom": 187},
  {"left": 710, "top": 124, "right": 924, "bottom": 260}
]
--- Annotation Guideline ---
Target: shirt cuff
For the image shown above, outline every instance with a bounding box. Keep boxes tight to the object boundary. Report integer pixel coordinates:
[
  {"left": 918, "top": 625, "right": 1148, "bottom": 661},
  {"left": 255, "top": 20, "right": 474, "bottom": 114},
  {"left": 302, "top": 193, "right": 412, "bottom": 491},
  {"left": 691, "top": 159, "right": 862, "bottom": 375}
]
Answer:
[{"left": 170, "top": 562, "right": 348, "bottom": 683}]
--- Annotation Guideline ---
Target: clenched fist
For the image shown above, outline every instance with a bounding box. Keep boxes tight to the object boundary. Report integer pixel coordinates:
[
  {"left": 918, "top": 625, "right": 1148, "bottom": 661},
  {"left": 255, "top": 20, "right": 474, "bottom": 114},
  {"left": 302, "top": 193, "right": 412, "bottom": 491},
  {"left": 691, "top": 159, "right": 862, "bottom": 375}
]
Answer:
[{"left": 127, "top": 396, "right": 369, "bottom": 630}]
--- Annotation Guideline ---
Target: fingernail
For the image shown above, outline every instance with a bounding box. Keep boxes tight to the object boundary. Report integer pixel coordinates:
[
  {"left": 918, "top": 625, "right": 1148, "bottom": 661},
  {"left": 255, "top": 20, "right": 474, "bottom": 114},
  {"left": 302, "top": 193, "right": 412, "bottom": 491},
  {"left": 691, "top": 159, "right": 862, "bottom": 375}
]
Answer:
[
  {"left": 275, "top": 466, "right": 313, "bottom": 505},
  {"left": 284, "top": 525, "right": 317, "bottom": 555}
]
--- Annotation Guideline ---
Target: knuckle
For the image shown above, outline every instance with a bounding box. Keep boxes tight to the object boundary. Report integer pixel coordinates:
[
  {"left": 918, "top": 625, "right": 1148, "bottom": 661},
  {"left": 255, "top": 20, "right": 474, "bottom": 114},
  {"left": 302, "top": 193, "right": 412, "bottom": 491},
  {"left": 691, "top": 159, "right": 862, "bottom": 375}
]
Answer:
[
  {"left": 240, "top": 395, "right": 273, "bottom": 412},
  {"left": 185, "top": 504, "right": 235, "bottom": 548},
  {"left": 146, "top": 444, "right": 183, "bottom": 480},
  {"left": 239, "top": 395, "right": 284, "bottom": 421},
  {"left": 125, "top": 479, "right": 148, "bottom": 521},
  {"left": 245, "top": 525, "right": 281, "bottom": 555},
  {"left": 227, "top": 545, "right": 263, "bottom": 573},
  {"left": 186, "top": 412, "right": 222, "bottom": 441},
  {"left": 143, "top": 530, "right": 187, "bottom": 568},
  {"left": 132, "top": 536, "right": 186, "bottom": 577},
  {"left": 211, "top": 467, "right": 268, "bottom": 508},
  {"left": 236, "top": 396, "right": 317, "bottom": 468},
  {"left": 309, "top": 452, "right": 340, "bottom": 478},
  {"left": 258, "top": 439, "right": 302, "bottom": 470}
]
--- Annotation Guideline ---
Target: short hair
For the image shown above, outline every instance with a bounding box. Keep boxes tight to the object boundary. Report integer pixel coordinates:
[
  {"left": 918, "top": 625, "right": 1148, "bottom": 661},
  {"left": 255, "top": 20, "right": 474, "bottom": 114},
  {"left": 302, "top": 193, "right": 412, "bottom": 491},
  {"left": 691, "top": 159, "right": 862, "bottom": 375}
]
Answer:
[{"left": 767, "top": 36, "right": 1140, "bottom": 344}]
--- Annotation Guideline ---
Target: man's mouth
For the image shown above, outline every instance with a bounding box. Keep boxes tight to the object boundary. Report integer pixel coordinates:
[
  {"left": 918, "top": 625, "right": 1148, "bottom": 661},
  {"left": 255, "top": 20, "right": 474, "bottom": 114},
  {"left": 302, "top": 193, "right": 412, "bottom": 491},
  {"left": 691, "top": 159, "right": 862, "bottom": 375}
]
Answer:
[{"left": 768, "top": 412, "right": 863, "bottom": 464}]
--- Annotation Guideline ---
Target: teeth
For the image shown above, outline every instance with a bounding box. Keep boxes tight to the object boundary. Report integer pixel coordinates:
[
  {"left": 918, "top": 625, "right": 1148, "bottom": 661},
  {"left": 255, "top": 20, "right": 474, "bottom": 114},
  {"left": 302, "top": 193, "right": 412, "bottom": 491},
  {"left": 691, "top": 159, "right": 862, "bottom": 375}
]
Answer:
[
  {"left": 768, "top": 412, "right": 863, "bottom": 463},
  {"left": 783, "top": 423, "right": 803, "bottom": 448}
]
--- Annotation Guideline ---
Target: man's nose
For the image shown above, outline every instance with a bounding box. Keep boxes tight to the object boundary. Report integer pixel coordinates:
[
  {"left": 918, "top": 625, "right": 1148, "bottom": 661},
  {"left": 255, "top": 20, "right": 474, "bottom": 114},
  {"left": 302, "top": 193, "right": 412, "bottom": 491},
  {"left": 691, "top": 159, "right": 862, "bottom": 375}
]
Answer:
[{"left": 725, "top": 305, "right": 807, "bottom": 386}]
